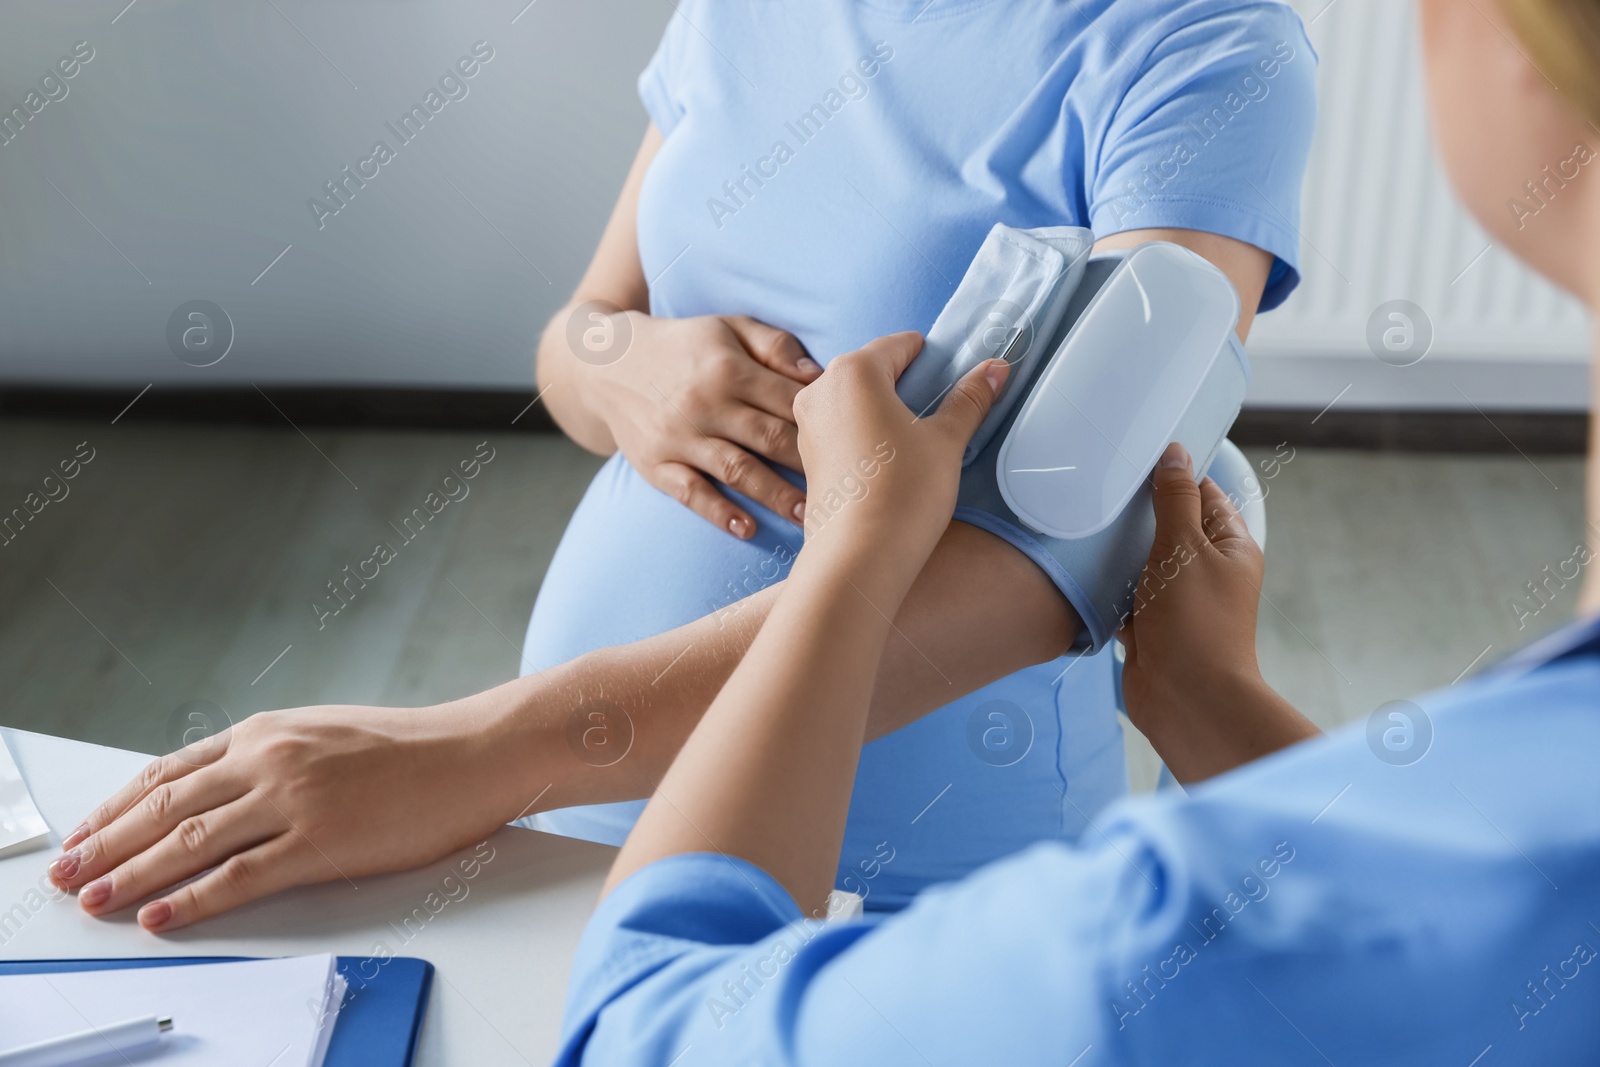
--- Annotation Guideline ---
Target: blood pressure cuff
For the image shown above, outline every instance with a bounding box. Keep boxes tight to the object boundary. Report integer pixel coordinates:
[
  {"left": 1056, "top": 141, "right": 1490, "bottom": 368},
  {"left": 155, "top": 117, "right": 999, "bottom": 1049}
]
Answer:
[
  {"left": 898, "top": 226, "right": 1251, "bottom": 654},
  {"left": 896, "top": 224, "right": 1096, "bottom": 464}
]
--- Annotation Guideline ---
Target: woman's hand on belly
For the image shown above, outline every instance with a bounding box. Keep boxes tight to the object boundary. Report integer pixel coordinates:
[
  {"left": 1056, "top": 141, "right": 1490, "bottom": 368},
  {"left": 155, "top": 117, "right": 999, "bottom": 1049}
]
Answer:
[
  {"left": 534, "top": 126, "right": 817, "bottom": 540},
  {"left": 565, "top": 310, "right": 820, "bottom": 539}
]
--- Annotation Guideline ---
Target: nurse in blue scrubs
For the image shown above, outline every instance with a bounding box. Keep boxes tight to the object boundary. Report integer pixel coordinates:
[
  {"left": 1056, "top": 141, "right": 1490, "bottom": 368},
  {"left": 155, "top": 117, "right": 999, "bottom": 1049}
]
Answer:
[
  {"left": 555, "top": 2, "right": 1600, "bottom": 1060},
  {"left": 525, "top": 0, "right": 1319, "bottom": 908}
]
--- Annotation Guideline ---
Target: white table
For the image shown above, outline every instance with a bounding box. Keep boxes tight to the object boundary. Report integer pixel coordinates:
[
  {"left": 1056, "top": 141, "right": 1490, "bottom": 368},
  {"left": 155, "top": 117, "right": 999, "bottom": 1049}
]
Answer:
[{"left": 0, "top": 728, "right": 617, "bottom": 1064}]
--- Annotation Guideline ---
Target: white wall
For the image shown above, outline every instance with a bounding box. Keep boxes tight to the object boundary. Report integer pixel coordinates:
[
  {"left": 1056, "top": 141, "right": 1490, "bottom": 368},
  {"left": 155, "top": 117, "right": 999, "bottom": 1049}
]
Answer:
[
  {"left": 0, "top": 0, "right": 670, "bottom": 389},
  {"left": 3, "top": 0, "right": 1588, "bottom": 407}
]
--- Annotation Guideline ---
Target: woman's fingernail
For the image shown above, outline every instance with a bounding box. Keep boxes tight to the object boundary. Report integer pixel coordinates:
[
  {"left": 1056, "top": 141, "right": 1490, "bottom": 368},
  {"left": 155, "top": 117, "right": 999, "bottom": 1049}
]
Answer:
[
  {"left": 791, "top": 501, "right": 806, "bottom": 522},
  {"left": 49, "top": 850, "right": 81, "bottom": 882},
  {"left": 138, "top": 900, "right": 173, "bottom": 931},
  {"left": 80, "top": 877, "right": 111, "bottom": 909},
  {"left": 1159, "top": 442, "right": 1190, "bottom": 469},
  {"left": 797, "top": 356, "right": 822, "bottom": 378},
  {"left": 728, "top": 516, "right": 752, "bottom": 539},
  {"left": 62, "top": 823, "right": 90, "bottom": 849},
  {"left": 981, "top": 359, "right": 1008, "bottom": 396}
]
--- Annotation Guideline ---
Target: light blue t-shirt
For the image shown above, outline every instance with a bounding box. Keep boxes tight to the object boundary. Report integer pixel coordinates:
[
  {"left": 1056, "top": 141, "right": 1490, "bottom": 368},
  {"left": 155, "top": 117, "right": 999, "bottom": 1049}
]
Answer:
[
  {"left": 523, "top": 0, "right": 1317, "bottom": 908},
  {"left": 557, "top": 617, "right": 1600, "bottom": 1065}
]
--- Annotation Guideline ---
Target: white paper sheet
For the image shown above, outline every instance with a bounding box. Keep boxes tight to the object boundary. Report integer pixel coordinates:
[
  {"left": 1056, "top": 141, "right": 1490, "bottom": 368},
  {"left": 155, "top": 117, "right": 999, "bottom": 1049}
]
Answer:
[
  {"left": 0, "top": 737, "right": 49, "bottom": 860},
  {"left": 0, "top": 955, "right": 345, "bottom": 1067}
]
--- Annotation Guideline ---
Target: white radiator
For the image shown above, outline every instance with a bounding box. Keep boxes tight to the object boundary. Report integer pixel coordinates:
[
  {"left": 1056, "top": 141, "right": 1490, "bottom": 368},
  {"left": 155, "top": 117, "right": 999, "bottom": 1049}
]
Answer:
[{"left": 1247, "top": 0, "right": 1592, "bottom": 411}]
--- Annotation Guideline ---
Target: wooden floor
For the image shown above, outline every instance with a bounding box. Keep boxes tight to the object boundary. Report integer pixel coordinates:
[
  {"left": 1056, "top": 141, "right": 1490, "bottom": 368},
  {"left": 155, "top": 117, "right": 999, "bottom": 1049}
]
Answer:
[
  {"left": 0, "top": 417, "right": 604, "bottom": 754},
  {"left": 0, "top": 417, "right": 1589, "bottom": 792}
]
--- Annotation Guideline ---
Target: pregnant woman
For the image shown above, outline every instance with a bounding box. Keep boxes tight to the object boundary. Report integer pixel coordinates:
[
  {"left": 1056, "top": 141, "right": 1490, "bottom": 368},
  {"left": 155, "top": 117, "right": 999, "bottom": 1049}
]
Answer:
[
  {"left": 521, "top": 0, "right": 1317, "bottom": 907},
  {"left": 49, "top": 0, "right": 1319, "bottom": 928}
]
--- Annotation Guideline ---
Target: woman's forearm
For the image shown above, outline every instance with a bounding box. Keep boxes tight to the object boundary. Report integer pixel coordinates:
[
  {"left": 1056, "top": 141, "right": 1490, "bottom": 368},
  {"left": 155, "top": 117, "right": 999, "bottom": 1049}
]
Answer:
[
  {"left": 535, "top": 305, "right": 622, "bottom": 454},
  {"left": 467, "top": 574, "right": 773, "bottom": 819},
  {"left": 468, "top": 520, "right": 1082, "bottom": 821},
  {"left": 533, "top": 124, "right": 659, "bottom": 454}
]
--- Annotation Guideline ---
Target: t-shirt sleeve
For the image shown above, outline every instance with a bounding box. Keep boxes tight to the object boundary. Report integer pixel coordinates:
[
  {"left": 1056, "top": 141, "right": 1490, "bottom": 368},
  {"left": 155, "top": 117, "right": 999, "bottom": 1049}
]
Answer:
[
  {"left": 637, "top": 1, "right": 701, "bottom": 137},
  {"left": 1087, "top": 3, "right": 1318, "bottom": 311}
]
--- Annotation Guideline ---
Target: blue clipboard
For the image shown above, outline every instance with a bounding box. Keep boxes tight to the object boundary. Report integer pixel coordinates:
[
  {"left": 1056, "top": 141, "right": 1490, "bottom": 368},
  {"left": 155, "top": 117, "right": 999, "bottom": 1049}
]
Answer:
[{"left": 0, "top": 955, "right": 432, "bottom": 1066}]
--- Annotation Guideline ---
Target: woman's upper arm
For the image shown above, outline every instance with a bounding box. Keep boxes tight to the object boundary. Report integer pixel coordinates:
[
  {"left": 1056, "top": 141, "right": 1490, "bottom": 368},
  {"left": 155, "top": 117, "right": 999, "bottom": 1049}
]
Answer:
[
  {"left": 534, "top": 123, "right": 660, "bottom": 415},
  {"left": 1084, "top": 7, "right": 1316, "bottom": 322},
  {"left": 865, "top": 521, "right": 1081, "bottom": 740},
  {"left": 1092, "top": 228, "right": 1273, "bottom": 341}
]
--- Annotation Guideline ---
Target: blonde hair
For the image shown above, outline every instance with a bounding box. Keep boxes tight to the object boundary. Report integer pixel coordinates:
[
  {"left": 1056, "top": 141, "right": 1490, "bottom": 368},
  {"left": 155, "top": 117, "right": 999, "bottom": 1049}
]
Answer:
[{"left": 1503, "top": 0, "right": 1600, "bottom": 122}]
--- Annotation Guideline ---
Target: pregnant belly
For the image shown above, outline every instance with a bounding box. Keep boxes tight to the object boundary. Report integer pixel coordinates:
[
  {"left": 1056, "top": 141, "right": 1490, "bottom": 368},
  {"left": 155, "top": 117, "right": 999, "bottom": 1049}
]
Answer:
[
  {"left": 522, "top": 454, "right": 804, "bottom": 669},
  {"left": 522, "top": 454, "right": 1127, "bottom": 909}
]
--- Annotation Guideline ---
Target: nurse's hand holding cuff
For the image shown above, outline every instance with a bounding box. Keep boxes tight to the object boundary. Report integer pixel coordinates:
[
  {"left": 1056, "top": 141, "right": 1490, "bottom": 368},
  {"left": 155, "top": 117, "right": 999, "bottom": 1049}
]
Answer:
[
  {"left": 1117, "top": 443, "right": 1320, "bottom": 782},
  {"left": 606, "top": 331, "right": 1010, "bottom": 908},
  {"left": 795, "top": 331, "right": 1011, "bottom": 560},
  {"left": 558, "top": 308, "right": 819, "bottom": 538}
]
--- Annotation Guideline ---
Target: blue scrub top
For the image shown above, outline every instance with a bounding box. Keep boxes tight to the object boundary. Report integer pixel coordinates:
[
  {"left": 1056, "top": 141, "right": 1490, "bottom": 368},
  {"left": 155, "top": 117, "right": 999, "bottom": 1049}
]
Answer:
[
  {"left": 523, "top": 0, "right": 1318, "bottom": 907},
  {"left": 558, "top": 614, "right": 1600, "bottom": 1065}
]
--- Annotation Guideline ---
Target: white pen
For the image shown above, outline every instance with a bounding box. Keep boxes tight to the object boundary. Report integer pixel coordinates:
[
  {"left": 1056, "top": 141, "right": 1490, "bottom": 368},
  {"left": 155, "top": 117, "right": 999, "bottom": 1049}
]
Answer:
[{"left": 0, "top": 1014, "right": 173, "bottom": 1067}]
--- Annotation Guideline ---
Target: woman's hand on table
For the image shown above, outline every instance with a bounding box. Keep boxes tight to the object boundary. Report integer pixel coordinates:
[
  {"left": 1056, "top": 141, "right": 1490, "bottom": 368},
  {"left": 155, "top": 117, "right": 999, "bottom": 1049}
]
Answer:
[
  {"left": 572, "top": 310, "right": 820, "bottom": 538},
  {"left": 1117, "top": 443, "right": 1320, "bottom": 781},
  {"left": 45, "top": 702, "right": 543, "bottom": 933}
]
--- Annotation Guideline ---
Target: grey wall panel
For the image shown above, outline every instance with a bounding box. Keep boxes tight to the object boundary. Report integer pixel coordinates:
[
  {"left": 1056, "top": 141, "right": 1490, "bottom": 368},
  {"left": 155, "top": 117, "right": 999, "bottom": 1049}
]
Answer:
[{"left": 0, "top": 0, "right": 669, "bottom": 388}]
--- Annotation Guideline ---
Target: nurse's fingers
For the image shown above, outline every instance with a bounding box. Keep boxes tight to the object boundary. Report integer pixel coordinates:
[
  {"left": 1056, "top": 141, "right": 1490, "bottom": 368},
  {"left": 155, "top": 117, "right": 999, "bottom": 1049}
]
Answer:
[
  {"left": 76, "top": 791, "right": 283, "bottom": 918},
  {"left": 725, "top": 316, "right": 822, "bottom": 384},
  {"left": 1198, "top": 477, "right": 1260, "bottom": 568},
  {"left": 137, "top": 832, "right": 315, "bottom": 933},
  {"left": 1148, "top": 442, "right": 1203, "bottom": 556},
  {"left": 856, "top": 331, "right": 925, "bottom": 383},
  {"left": 53, "top": 766, "right": 250, "bottom": 894},
  {"left": 651, "top": 460, "right": 759, "bottom": 539},
  {"left": 930, "top": 359, "right": 1007, "bottom": 443},
  {"left": 1198, "top": 477, "right": 1252, "bottom": 547}
]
